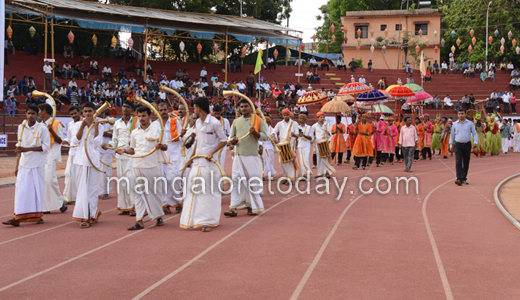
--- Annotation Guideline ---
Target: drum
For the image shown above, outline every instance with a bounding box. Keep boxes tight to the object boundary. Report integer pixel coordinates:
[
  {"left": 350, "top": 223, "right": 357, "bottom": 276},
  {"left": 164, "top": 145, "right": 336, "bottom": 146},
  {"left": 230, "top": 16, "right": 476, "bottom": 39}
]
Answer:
[
  {"left": 277, "top": 141, "right": 295, "bottom": 164},
  {"left": 317, "top": 139, "right": 331, "bottom": 158}
]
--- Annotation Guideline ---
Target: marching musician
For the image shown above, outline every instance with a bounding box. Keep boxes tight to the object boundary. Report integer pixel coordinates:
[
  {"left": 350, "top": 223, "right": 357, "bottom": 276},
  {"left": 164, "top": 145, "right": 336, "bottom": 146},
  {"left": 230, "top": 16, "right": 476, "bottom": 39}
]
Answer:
[
  {"left": 262, "top": 116, "right": 277, "bottom": 180},
  {"left": 273, "top": 108, "right": 299, "bottom": 184},
  {"left": 98, "top": 108, "right": 114, "bottom": 200},
  {"left": 297, "top": 114, "right": 314, "bottom": 177},
  {"left": 312, "top": 111, "right": 335, "bottom": 178},
  {"left": 62, "top": 106, "right": 81, "bottom": 205}
]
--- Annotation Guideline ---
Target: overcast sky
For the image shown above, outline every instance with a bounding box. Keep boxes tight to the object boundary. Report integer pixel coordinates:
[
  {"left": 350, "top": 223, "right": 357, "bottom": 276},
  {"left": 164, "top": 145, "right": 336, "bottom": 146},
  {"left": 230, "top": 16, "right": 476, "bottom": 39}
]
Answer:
[{"left": 289, "top": 0, "right": 329, "bottom": 43}]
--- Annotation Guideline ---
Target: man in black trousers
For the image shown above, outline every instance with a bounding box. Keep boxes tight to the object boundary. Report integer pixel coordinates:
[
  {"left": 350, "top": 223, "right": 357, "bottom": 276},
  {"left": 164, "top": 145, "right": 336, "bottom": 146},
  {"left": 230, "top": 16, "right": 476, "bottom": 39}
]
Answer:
[{"left": 449, "top": 109, "right": 478, "bottom": 186}]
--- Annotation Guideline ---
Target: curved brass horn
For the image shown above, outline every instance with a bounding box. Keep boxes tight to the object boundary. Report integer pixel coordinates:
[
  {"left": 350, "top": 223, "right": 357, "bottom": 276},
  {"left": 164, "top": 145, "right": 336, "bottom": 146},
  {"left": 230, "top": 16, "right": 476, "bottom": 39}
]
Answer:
[
  {"left": 222, "top": 90, "right": 257, "bottom": 142},
  {"left": 84, "top": 102, "right": 112, "bottom": 172},
  {"left": 180, "top": 155, "right": 229, "bottom": 181},
  {"left": 121, "top": 95, "right": 164, "bottom": 158},
  {"left": 159, "top": 85, "right": 189, "bottom": 142},
  {"left": 32, "top": 90, "right": 56, "bottom": 126}
]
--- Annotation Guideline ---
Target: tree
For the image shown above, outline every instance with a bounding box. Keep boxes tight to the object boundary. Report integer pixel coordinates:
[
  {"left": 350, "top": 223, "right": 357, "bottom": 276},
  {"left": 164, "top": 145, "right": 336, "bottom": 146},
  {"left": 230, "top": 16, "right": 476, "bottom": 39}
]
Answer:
[{"left": 440, "top": 0, "right": 520, "bottom": 67}]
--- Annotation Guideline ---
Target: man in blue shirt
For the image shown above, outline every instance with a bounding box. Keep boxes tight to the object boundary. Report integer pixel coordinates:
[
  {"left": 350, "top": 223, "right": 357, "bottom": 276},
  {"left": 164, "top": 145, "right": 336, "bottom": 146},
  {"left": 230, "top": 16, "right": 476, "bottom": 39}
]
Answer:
[
  {"left": 450, "top": 109, "right": 478, "bottom": 186},
  {"left": 433, "top": 60, "right": 440, "bottom": 74}
]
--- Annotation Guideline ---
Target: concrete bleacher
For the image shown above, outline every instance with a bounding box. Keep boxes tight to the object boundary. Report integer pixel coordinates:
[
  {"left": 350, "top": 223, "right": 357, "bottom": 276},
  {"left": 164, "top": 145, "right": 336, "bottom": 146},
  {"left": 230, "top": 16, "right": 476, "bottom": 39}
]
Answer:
[{"left": 2, "top": 51, "right": 513, "bottom": 155}]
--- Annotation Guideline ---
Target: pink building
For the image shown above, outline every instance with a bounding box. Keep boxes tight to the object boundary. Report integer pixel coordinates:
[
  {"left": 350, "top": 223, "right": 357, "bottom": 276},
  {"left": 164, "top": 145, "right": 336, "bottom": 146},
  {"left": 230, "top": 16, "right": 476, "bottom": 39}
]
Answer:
[{"left": 341, "top": 9, "right": 444, "bottom": 70}]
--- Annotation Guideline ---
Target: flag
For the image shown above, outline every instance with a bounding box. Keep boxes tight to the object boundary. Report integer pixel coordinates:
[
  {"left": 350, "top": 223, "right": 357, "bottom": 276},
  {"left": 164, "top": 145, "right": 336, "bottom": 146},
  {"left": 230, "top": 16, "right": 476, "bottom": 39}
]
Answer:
[
  {"left": 419, "top": 51, "right": 426, "bottom": 76},
  {"left": 254, "top": 50, "right": 263, "bottom": 74}
]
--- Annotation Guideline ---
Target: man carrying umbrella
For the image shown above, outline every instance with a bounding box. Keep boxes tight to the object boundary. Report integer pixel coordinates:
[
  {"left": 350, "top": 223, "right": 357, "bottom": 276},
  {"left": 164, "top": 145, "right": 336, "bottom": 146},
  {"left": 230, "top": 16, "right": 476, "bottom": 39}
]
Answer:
[{"left": 352, "top": 114, "right": 374, "bottom": 170}]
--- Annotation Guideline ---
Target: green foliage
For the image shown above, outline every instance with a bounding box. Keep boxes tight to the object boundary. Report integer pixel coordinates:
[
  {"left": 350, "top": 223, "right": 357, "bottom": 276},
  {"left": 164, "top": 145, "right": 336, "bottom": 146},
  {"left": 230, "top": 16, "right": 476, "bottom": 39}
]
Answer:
[{"left": 440, "top": 0, "right": 520, "bottom": 65}]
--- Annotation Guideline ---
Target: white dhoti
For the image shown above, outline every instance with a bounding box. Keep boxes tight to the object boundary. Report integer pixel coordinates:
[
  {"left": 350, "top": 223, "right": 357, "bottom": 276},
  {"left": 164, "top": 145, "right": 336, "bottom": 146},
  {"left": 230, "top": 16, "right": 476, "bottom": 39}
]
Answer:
[
  {"left": 218, "top": 147, "right": 227, "bottom": 168},
  {"left": 43, "top": 159, "right": 64, "bottom": 212},
  {"left": 298, "top": 147, "right": 312, "bottom": 177},
  {"left": 514, "top": 135, "right": 520, "bottom": 152},
  {"left": 134, "top": 165, "right": 165, "bottom": 223},
  {"left": 162, "top": 160, "right": 182, "bottom": 208},
  {"left": 14, "top": 166, "right": 45, "bottom": 222},
  {"left": 73, "top": 165, "right": 100, "bottom": 222},
  {"left": 180, "top": 164, "right": 222, "bottom": 229},
  {"left": 98, "top": 153, "right": 113, "bottom": 196},
  {"left": 115, "top": 158, "right": 135, "bottom": 211},
  {"left": 502, "top": 137, "right": 509, "bottom": 153},
  {"left": 63, "top": 154, "right": 77, "bottom": 203},
  {"left": 262, "top": 148, "right": 277, "bottom": 178},
  {"left": 280, "top": 159, "right": 297, "bottom": 181},
  {"left": 230, "top": 155, "right": 264, "bottom": 213},
  {"left": 316, "top": 144, "right": 336, "bottom": 177}
]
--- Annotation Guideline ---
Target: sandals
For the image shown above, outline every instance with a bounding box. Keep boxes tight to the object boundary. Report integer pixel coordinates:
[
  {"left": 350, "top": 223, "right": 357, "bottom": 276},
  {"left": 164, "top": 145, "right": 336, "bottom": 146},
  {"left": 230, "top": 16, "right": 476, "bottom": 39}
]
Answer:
[
  {"left": 247, "top": 208, "right": 257, "bottom": 216},
  {"left": 201, "top": 225, "right": 211, "bottom": 232},
  {"left": 80, "top": 222, "right": 91, "bottom": 229},
  {"left": 2, "top": 219, "right": 20, "bottom": 227},
  {"left": 36, "top": 219, "right": 44, "bottom": 224},
  {"left": 156, "top": 218, "right": 164, "bottom": 226},
  {"left": 118, "top": 211, "right": 130, "bottom": 215},
  {"left": 175, "top": 206, "right": 183, "bottom": 214},
  {"left": 352, "top": 166, "right": 359, "bottom": 170},
  {"left": 224, "top": 210, "right": 238, "bottom": 217},
  {"left": 163, "top": 208, "right": 172, "bottom": 215},
  {"left": 129, "top": 210, "right": 136, "bottom": 216},
  {"left": 102, "top": 194, "right": 109, "bottom": 200},
  {"left": 128, "top": 223, "right": 144, "bottom": 230},
  {"left": 60, "top": 204, "right": 68, "bottom": 213},
  {"left": 92, "top": 211, "right": 102, "bottom": 224}
]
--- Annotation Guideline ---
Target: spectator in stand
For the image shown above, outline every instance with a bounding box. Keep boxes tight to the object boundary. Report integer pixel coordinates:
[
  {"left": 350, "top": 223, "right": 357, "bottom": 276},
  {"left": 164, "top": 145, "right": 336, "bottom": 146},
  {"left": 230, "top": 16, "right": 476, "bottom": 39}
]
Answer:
[
  {"left": 461, "top": 61, "right": 469, "bottom": 73},
  {"left": 480, "top": 70, "right": 489, "bottom": 82},
  {"left": 268, "top": 56, "right": 276, "bottom": 70},
  {"left": 511, "top": 93, "right": 517, "bottom": 114},
  {"left": 4, "top": 96, "right": 16, "bottom": 115},
  {"left": 444, "top": 95, "right": 453, "bottom": 109},
  {"left": 377, "top": 77, "right": 387, "bottom": 90},
  {"left": 490, "top": 61, "right": 496, "bottom": 72},
  {"left": 337, "top": 58, "right": 346, "bottom": 71},
  {"left": 102, "top": 64, "right": 113, "bottom": 79},
  {"left": 68, "top": 78, "right": 78, "bottom": 91},
  {"left": 503, "top": 92, "right": 511, "bottom": 114},
  {"left": 313, "top": 72, "right": 321, "bottom": 84},
  {"left": 18, "top": 76, "right": 29, "bottom": 95},
  {"left": 407, "top": 75, "right": 414, "bottom": 84},
  {"left": 125, "top": 48, "right": 134, "bottom": 63},
  {"left": 507, "top": 61, "right": 514, "bottom": 74},
  {"left": 309, "top": 57, "right": 318, "bottom": 71},
  {"left": 210, "top": 72, "right": 219, "bottom": 85},
  {"left": 425, "top": 69, "right": 432, "bottom": 82},
  {"left": 433, "top": 60, "right": 440, "bottom": 74},
  {"left": 348, "top": 58, "right": 358, "bottom": 72},
  {"left": 469, "top": 94, "right": 476, "bottom": 109},
  {"left": 6, "top": 85, "right": 15, "bottom": 99},
  {"left": 117, "top": 66, "right": 126, "bottom": 79},
  {"left": 499, "top": 62, "right": 506, "bottom": 74},
  {"left": 8, "top": 76, "right": 18, "bottom": 95},
  {"left": 327, "top": 89, "right": 335, "bottom": 100},
  {"left": 441, "top": 61, "right": 449, "bottom": 74},
  {"left": 283, "top": 82, "right": 290, "bottom": 97},
  {"left": 115, "top": 48, "right": 125, "bottom": 61},
  {"left": 57, "top": 84, "right": 67, "bottom": 103},
  {"left": 476, "top": 62, "right": 483, "bottom": 73},
  {"left": 69, "top": 87, "right": 79, "bottom": 106},
  {"left": 272, "top": 86, "right": 283, "bottom": 107},
  {"left": 6, "top": 38, "right": 15, "bottom": 55},
  {"left": 424, "top": 95, "right": 433, "bottom": 109},
  {"left": 78, "top": 61, "right": 90, "bottom": 80},
  {"left": 43, "top": 61, "right": 53, "bottom": 90},
  {"left": 510, "top": 77, "right": 518, "bottom": 90},
  {"left": 63, "top": 61, "right": 73, "bottom": 79},
  {"left": 25, "top": 93, "right": 37, "bottom": 105},
  {"left": 367, "top": 59, "right": 374, "bottom": 72},
  {"left": 405, "top": 61, "right": 413, "bottom": 73},
  {"left": 27, "top": 77, "right": 37, "bottom": 92},
  {"left": 54, "top": 63, "right": 63, "bottom": 79},
  {"left": 321, "top": 59, "right": 330, "bottom": 71},
  {"left": 64, "top": 44, "right": 73, "bottom": 58},
  {"left": 461, "top": 94, "right": 470, "bottom": 110},
  {"left": 488, "top": 69, "right": 495, "bottom": 81},
  {"left": 77, "top": 87, "right": 86, "bottom": 104},
  {"left": 468, "top": 64, "right": 476, "bottom": 78},
  {"left": 28, "top": 41, "right": 37, "bottom": 56},
  {"left": 200, "top": 66, "right": 208, "bottom": 82},
  {"left": 455, "top": 101, "right": 461, "bottom": 111},
  {"left": 195, "top": 85, "right": 205, "bottom": 97},
  {"left": 236, "top": 80, "right": 246, "bottom": 94},
  {"left": 90, "top": 58, "right": 99, "bottom": 75},
  {"left": 294, "top": 58, "right": 306, "bottom": 66},
  {"left": 359, "top": 75, "right": 366, "bottom": 84},
  {"left": 452, "top": 61, "right": 461, "bottom": 74},
  {"left": 306, "top": 69, "right": 315, "bottom": 84},
  {"left": 200, "top": 79, "right": 210, "bottom": 94},
  {"left": 213, "top": 79, "right": 222, "bottom": 96},
  {"left": 145, "top": 63, "right": 154, "bottom": 77},
  {"left": 72, "top": 63, "right": 80, "bottom": 79},
  {"left": 256, "top": 82, "right": 264, "bottom": 99},
  {"left": 246, "top": 71, "right": 255, "bottom": 97}
]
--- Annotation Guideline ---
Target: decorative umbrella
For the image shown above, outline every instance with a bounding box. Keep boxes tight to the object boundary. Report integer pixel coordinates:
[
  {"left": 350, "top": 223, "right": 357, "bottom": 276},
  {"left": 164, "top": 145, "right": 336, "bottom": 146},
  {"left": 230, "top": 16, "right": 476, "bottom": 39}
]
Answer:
[
  {"left": 336, "top": 93, "right": 355, "bottom": 102},
  {"left": 385, "top": 84, "right": 401, "bottom": 92},
  {"left": 321, "top": 97, "right": 351, "bottom": 114},
  {"left": 357, "top": 104, "right": 394, "bottom": 116},
  {"left": 378, "top": 90, "right": 391, "bottom": 97},
  {"left": 356, "top": 90, "right": 388, "bottom": 103},
  {"left": 387, "top": 86, "right": 415, "bottom": 98},
  {"left": 337, "top": 82, "right": 371, "bottom": 114},
  {"left": 405, "top": 91, "right": 433, "bottom": 104},
  {"left": 403, "top": 83, "right": 424, "bottom": 92},
  {"left": 297, "top": 90, "right": 329, "bottom": 121}
]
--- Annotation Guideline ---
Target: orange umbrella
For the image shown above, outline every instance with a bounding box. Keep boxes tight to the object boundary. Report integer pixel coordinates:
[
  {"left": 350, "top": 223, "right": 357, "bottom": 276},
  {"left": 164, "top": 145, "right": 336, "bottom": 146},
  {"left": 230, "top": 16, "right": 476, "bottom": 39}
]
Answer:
[{"left": 297, "top": 90, "right": 329, "bottom": 121}]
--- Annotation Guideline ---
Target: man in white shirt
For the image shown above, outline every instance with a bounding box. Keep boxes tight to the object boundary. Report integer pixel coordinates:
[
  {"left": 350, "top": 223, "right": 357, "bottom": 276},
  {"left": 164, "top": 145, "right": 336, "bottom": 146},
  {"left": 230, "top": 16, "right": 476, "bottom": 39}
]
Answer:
[
  {"left": 444, "top": 95, "right": 453, "bottom": 109},
  {"left": 503, "top": 92, "right": 511, "bottom": 114},
  {"left": 117, "top": 106, "right": 168, "bottom": 230},
  {"left": 273, "top": 109, "right": 300, "bottom": 183},
  {"left": 180, "top": 97, "right": 227, "bottom": 232},
  {"left": 104, "top": 100, "right": 137, "bottom": 215},
  {"left": 62, "top": 61, "right": 73, "bottom": 79},
  {"left": 169, "top": 78, "right": 179, "bottom": 91},
  {"left": 158, "top": 88, "right": 167, "bottom": 102},
  {"left": 72, "top": 102, "right": 104, "bottom": 228},
  {"left": 200, "top": 80, "right": 209, "bottom": 94},
  {"left": 43, "top": 61, "right": 53, "bottom": 90},
  {"left": 154, "top": 102, "right": 185, "bottom": 214},
  {"left": 237, "top": 80, "right": 246, "bottom": 94},
  {"left": 68, "top": 78, "right": 77, "bottom": 90},
  {"left": 359, "top": 75, "right": 366, "bottom": 84},
  {"left": 63, "top": 106, "right": 82, "bottom": 204},
  {"left": 310, "top": 57, "right": 318, "bottom": 71},
  {"left": 39, "top": 104, "right": 67, "bottom": 214},
  {"left": 296, "top": 88, "right": 306, "bottom": 98},
  {"left": 312, "top": 111, "right": 335, "bottom": 177},
  {"left": 267, "top": 56, "right": 276, "bottom": 70},
  {"left": 294, "top": 58, "right": 306, "bottom": 66},
  {"left": 2, "top": 105, "right": 50, "bottom": 227},
  {"left": 200, "top": 66, "right": 208, "bottom": 82},
  {"left": 90, "top": 58, "right": 99, "bottom": 75},
  {"left": 102, "top": 64, "right": 113, "bottom": 79},
  {"left": 441, "top": 61, "right": 449, "bottom": 74},
  {"left": 297, "top": 114, "right": 314, "bottom": 177},
  {"left": 327, "top": 89, "right": 335, "bottom": 100},
  {"left": 262, "top": 116, "right": 277, "bottom": 179},
  {"left": 97, "top": 109, "right": 114, "bottom": 200}
]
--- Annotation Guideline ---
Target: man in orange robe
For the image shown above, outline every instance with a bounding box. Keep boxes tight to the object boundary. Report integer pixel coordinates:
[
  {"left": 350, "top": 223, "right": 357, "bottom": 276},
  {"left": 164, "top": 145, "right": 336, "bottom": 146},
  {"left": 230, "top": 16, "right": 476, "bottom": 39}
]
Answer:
[
  {"left": 343, "top": 114, "right": 357, "bottom": 164},
  {"left": 329, "top": 115, "right": 347, "bottom": 165},
  {"left": 352, "top": 114, "right": 374, "bottom": 170},
  {"left": 415, "top": 117, "right": 424, "bottom": 161}
]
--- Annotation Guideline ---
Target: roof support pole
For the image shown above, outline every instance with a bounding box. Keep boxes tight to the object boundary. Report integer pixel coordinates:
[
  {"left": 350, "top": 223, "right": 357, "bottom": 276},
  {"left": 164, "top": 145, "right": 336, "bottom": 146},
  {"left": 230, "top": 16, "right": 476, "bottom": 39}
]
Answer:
[
  {"left": 51, "top": 18, "right": 55, "bottom": 80},
  {"left": 143, "top": 25, "right": 148, "bottom": 80},
  {"left": 297, "top": 43, "right": 302, "bottom": 84},
  {"left": 224, "top": 33, "right": 228, "bottom": 82},
  {"left": 44, "top": 18, "right": 48, "bottom": 90}
]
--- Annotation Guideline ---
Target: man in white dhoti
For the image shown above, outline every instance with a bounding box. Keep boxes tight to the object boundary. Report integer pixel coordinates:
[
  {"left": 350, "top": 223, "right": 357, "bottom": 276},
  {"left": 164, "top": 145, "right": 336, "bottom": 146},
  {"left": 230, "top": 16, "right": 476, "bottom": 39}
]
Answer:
[
  {"left": 98, "top": 109, "right": 114, "bottom": 199},
  {"left": 500, "top": 119, "right": 511, "bottom": 154},
  {"left": 180, "top": 97, "right": 227, "bottom": 232},
  {"left": 262, "top": 116, "right": 277, "bottom": 180},
  {"left": 117, "top": 106, "right": 168, "bottom": 230},
  {"left": 224, "top": 99, "right": 267, "bottom": 217},
  {"left": 297, "top": 114, "right": 314, "bottom": 177},
  {"left": 62, "top": 106, "right": 81, "bottom": 204},
  {"left": 39, "top": 103, "right": 67, "bottom": 214},
  {"left": 212, "top": 105, "right": 230, "bottom": 167},
  {"left": 155, "top": 102, "right": 185, "bottom": 214},
  {"left": 72, "top": 102, "right": 104, "bottom": 228},
  {"left": 312, "top": 111, "right": 335, "bottom": 178},
  {"left": 273, "top": 109, "right": 299, "bottom": 184},
  {"left": 103, "top": 100, "right": 137, "bottom": 216},
  {"left": 3, "top": 105, "right": 50, "bottom": 226},
  {"left": 513, "top": 119, "right": 520, "bottom": 152}
]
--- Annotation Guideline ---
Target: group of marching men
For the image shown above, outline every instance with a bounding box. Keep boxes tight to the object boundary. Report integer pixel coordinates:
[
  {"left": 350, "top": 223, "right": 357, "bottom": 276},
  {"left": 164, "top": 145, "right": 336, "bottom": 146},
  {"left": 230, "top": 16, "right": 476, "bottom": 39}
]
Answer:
[{"left": 5, "top": 97, "right": 520, "bottom": 230}]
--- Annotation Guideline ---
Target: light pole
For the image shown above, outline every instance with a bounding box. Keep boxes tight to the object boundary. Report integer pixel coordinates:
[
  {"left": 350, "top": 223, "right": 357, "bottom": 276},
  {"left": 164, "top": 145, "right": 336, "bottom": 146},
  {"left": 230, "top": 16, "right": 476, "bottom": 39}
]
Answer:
[{"left": 485, "top": 1, "right": 492, "bottom": 71}]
